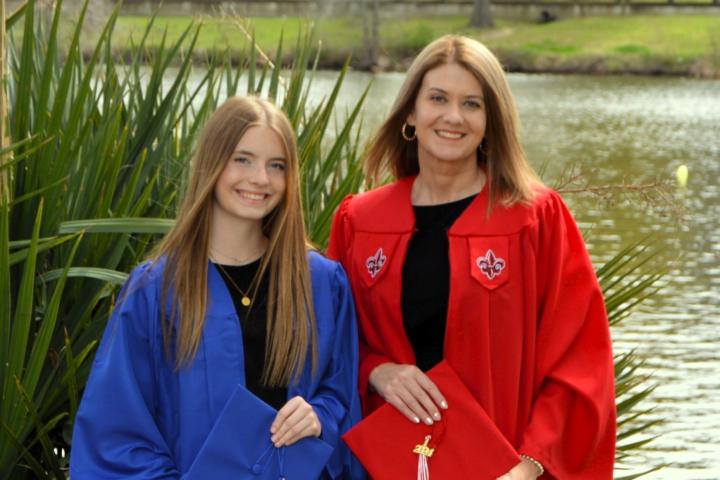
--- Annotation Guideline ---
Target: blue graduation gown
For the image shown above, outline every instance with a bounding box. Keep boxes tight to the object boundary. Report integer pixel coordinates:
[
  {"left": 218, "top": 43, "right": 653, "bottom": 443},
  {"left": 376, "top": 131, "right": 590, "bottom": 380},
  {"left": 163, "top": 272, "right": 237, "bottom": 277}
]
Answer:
[{"left": 70, "top": 251, "right": 363, "bottom": 479}]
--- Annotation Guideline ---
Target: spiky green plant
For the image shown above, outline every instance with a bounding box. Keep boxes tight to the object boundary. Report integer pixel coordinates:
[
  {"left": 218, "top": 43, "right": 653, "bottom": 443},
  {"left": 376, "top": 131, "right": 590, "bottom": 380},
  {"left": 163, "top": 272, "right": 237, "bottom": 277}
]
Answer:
[
  {"left": 1, "top": 0, "right": 364, "bottom": 476},
  {"left": 2, "top": 0, "right": 660, "bottom": 477},
  {"left": 598, "top": 241, "right": 665, "bottom": 479}
]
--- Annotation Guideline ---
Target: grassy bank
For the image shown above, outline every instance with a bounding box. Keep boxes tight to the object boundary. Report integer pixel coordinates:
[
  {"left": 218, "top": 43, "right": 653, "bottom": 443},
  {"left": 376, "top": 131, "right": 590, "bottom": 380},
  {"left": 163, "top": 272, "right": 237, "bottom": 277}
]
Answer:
[
  {"left": 486, "top": 15, "right": 720, "bottom": 76},
  {"left": 86, "top": 14, "right": 720, "bottom": 76}
]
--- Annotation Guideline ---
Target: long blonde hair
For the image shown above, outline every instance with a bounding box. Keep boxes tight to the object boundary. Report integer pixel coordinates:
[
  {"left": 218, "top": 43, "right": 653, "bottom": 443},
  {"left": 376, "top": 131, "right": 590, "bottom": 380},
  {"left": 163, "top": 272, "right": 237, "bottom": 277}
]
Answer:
[
  {"left": 152, "top": 96, "right": 316, "bottom": 386},
  {"left": 365, "top": 35, "right": 540, "bottom": 208}
]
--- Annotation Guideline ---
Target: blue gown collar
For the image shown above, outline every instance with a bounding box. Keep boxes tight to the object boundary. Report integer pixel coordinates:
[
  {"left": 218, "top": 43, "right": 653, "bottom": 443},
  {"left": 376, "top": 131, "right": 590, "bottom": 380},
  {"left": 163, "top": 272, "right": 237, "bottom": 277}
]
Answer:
[{"left": 206, "top": 261, "right": 239, "bottom": 318}]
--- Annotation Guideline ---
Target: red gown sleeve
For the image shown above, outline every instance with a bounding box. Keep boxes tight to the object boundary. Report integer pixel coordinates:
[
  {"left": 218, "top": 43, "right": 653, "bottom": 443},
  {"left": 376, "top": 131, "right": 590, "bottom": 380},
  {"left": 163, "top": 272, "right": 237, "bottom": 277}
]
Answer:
[
  {"left": 327, "top": 195, "right": 394, "bottom": 404},
  {"left": 518, "top": 192, "right": 616, "bottom": 479},
  {"left": 326, "top": 194, "right": 354, "bottom": 265}
]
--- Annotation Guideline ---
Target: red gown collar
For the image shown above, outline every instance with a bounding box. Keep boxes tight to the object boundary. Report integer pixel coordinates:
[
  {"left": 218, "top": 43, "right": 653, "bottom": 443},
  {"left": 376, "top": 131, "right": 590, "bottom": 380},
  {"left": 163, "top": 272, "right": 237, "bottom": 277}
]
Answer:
[{"left": 352, "top": 175, "right": 492, "bottom": 234}]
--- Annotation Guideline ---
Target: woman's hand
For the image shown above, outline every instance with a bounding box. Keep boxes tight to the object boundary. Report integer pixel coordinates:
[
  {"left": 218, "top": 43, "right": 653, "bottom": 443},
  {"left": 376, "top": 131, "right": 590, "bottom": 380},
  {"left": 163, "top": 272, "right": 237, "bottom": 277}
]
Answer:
[
  {"left": 496, "top": 458, "right": 542, "bottom": 480},
  {"left": 270, "top": 396, "right": 322, "bottom": 447},
  {"left": 368, "top": 362, "right": 448, "bottom": 424}
]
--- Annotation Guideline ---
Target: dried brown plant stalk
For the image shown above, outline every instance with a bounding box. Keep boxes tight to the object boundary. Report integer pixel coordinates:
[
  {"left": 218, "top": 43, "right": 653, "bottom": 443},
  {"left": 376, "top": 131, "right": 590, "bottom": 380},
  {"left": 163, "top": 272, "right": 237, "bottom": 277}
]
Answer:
[
  {"left": 215, "top": 5, "right": 288, "bottom": 91},
  {"left": 554, "top": 166, "right": 685, "bottom": 221}
]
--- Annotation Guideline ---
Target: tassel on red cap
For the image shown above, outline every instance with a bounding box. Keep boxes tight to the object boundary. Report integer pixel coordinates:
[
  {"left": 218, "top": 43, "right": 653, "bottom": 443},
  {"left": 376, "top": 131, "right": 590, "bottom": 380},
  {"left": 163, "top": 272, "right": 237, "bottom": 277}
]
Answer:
[{"left": 414, "top": 435, "right": 434, "bottom": 480}]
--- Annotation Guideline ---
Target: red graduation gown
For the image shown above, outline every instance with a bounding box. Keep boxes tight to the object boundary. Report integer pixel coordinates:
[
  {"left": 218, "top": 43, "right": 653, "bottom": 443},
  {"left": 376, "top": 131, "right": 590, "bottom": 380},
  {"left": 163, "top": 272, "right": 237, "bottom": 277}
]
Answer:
[{"left": 327, "top": 177, "right": 615, "bottom": 479}]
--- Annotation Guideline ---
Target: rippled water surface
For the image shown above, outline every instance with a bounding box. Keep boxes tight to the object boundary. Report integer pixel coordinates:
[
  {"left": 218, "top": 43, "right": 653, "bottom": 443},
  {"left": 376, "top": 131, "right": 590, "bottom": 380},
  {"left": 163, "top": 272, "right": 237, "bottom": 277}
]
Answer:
[
  {"left": 312, "top": 71, "right": 720, "bottom": 479},
  {"left": 509, "top": 75, "right": 720, "bottom": 480}
]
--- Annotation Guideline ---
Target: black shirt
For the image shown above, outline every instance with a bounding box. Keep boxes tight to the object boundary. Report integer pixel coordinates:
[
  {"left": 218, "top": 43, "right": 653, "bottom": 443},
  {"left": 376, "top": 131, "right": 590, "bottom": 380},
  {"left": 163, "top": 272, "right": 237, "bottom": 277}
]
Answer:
[
  {"left": 401, "top": 194, "right": 477, "bottom": 372},
  {"left": 214, "top": 259, "right": 288, "bottom": 410}
]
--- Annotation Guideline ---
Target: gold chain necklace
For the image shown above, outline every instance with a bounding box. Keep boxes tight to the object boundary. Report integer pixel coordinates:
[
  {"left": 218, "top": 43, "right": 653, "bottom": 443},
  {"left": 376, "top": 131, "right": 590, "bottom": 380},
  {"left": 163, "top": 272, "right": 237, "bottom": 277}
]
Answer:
[
  {"left": 214, "top": 262, "right": 255, "bottom": 307},
  {"left": 210, "top": 245, "right": 265, "bottom": 265}
]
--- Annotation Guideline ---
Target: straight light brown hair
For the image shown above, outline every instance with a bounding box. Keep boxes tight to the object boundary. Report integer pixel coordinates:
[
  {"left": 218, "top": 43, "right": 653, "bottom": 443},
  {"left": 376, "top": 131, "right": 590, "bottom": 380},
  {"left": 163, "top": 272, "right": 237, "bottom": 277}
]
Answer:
[
  {"left": 365, "top": 34, "right": 541, "bottom": 208},
  {"left": 152, "top": 96, "right": 316, "bottom": 386}
]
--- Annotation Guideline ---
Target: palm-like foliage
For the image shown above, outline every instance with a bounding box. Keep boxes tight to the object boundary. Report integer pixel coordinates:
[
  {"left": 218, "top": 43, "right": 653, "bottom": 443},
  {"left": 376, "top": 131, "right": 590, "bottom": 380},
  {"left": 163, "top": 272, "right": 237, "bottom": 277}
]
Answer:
[
  {"left": 1, "top": 0, "right": 658, "bottom": 477},
  {"left": 598, "top": 242, "right": 664, "bottom": 479},
  {"left": 1, "top": 0, "right": 364, "bottom": 477}
]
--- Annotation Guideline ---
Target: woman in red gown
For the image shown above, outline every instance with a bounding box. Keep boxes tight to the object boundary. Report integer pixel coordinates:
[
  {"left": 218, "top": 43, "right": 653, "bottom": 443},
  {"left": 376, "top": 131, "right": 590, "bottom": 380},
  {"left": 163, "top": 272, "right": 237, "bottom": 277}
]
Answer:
[{"left": 328, "top": 35, "right": 615, "bottom": 479}]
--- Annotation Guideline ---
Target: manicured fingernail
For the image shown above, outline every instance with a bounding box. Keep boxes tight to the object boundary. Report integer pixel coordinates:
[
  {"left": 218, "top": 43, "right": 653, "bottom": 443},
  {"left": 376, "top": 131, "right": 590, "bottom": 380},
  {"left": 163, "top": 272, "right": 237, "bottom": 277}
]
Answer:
[
  {"left": 441, "top": 401, "right": 448, "bottom": 409},
  {"left": 425, "top": 417, "right": 433, "bottom": 425},
  {"left": 433, "top": 412, "right": 441, "bottom": 420},
  {"left": 413, "top": 416, "right": 420, "bottom": 424},
  {"left": 271, "top": 435, "right": 277, "bottom": 442}
]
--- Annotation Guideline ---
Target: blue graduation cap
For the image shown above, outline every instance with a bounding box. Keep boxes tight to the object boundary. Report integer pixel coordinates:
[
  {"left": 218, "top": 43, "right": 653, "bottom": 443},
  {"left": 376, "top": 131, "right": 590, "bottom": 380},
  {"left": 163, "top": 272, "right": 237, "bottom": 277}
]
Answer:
[{"left": 186, "top": 384, "right": 333, "bottom": 479}]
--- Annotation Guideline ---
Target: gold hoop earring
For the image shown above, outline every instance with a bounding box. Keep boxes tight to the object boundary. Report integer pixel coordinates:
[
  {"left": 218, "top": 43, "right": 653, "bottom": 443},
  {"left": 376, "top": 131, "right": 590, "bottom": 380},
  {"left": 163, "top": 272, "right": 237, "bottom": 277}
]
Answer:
[
  {"left": 401, "top": 122, "right": 416, "bottom": 142},
  {"left": 479, "top": 138, "right": 487, "bottom": 154},
  {"left": 477, "top": 137, "right": 490, "bottom": 160}
]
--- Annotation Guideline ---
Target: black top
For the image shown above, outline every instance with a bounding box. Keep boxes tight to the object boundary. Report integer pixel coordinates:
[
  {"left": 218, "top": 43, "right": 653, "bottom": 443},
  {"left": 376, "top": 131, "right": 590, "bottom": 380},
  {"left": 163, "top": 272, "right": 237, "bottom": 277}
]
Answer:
[
  {"left": 215, "top": 259, "right": 288, "bottom": 410},
  {"left": 401, "top": 194, "right": 477, "bottom": 372}
]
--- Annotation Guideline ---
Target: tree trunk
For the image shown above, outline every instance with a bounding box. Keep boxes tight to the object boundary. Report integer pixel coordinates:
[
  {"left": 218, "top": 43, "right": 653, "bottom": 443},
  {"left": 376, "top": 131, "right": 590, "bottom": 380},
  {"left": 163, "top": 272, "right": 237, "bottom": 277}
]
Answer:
[
  {"left": 470, "top": 0, "right": 494, "bottom": 28},
  {"left": 362, "top": 0, "right": 379, "bottom": 68}
]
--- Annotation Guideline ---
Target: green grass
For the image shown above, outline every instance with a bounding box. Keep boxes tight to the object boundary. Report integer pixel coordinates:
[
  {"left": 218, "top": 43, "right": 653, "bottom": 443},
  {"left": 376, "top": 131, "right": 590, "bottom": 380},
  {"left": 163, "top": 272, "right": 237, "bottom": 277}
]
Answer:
[
  {"left": 72, "top": 14, "right": 720, "bottom": 75},
  {"left": 613, "top": 44, "right": 652, "bottom": 55},
  {"left": 482, "top": 15, "right": 720, "bottom": 58},
  {"left": 483, "top": 15, "right": 720, "bottom": 75},
  {"left": 103, "top": 16, "right": 356, "bottom": 54},
  {"left": 102, "top": 14, "right": 478, "bottom": 63}
]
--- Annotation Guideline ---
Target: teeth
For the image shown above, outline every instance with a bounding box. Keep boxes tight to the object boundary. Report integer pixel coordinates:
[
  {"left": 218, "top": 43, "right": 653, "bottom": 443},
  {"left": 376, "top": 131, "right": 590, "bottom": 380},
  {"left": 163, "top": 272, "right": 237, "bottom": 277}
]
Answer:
[
  {"left": 239, "top": 191, "right": 266, "bottom": 200},
  {"left": 436, "top": 130, "right": 463, "bottom": 139}
]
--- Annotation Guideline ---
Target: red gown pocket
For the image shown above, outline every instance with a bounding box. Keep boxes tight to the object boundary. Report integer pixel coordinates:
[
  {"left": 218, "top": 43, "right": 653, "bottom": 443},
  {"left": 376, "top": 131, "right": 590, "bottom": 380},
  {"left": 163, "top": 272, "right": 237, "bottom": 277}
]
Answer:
[
  {"left": 468, "top": 237, "right": 510, "bottom": 290},
  {"left": 353, "top": 232, "right": 402, "bottom": 288}
]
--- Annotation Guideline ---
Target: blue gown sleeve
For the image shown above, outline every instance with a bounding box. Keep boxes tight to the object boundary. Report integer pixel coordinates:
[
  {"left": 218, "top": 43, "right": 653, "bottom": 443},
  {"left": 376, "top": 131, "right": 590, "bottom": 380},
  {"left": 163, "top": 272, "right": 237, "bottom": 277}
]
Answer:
[
  {"left": 70, "top": 263, "right": 184, "bottom": 479},
  {"left": 308, "top": 263, "right": 365, "bottom": 479}
]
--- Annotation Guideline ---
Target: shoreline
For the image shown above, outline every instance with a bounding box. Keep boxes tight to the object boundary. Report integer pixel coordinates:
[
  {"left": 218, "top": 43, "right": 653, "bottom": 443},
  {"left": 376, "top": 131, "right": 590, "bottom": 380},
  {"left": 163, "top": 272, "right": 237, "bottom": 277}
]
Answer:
[
  {"left": 71, "top": 14, "right": 720, "bottom": 79},
  {"left": 88, "top": 48, "right": 720, "bottom": 79}
]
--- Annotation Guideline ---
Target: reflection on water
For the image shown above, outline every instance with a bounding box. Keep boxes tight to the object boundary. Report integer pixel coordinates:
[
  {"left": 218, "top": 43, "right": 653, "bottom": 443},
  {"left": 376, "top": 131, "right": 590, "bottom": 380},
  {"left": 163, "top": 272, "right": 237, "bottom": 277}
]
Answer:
[{"left": 306, "top": 72, "right": 720, "bottom": 479}]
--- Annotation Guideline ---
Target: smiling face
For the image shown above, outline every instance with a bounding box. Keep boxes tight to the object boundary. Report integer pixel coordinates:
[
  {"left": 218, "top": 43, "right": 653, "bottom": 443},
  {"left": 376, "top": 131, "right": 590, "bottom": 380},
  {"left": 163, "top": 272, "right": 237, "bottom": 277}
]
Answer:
[
  {"left": 407, "top": 62, "right": 487, "bottom": 171},
  {"left": 213, "top": 124, "right": 287, "bottom": 230}
]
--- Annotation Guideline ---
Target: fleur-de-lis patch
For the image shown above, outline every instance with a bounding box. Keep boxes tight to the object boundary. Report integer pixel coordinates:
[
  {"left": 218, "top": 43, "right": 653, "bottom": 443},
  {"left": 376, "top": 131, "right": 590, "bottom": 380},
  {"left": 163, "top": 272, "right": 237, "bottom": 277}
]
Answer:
[
  {"left": 366, "top": 248, "right": 387, "bottom": 279},
  {"left": 476, "top": 249, "right": 506, "bottom": 280}
]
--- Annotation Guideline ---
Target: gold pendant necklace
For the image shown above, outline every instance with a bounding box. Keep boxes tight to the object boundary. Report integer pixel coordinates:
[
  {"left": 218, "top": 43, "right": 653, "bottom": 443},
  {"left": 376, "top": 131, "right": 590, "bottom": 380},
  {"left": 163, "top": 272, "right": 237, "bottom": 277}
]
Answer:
[
  {"left": 214, "top": 262, "right": 254, "bottom": 307},
  {"left": 210, "top": 245, "right": 265, "bottom": 266}
]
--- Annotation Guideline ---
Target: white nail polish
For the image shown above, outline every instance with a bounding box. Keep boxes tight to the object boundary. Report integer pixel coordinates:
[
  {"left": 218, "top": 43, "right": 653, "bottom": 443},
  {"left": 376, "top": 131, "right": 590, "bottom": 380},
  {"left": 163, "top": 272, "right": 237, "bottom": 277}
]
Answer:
[
  {"left": 433, "top": 412, "right": 441, "bottom": 420},
  {"left": 441, "top": 401, "right": 448, "bottom": 409},
  {"left": 413, "top": 416, "right": 420, "bottom": 423},
  {"left": 425, "top": 417, "right": 433, "bottom": 425}
]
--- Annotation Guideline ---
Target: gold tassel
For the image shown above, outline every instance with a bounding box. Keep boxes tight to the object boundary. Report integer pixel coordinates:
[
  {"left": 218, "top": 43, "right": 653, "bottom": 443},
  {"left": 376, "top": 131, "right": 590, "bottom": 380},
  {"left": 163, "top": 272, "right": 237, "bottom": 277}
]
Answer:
[{"left": 413, "top": 435, "right": 434, "bottom": 480}]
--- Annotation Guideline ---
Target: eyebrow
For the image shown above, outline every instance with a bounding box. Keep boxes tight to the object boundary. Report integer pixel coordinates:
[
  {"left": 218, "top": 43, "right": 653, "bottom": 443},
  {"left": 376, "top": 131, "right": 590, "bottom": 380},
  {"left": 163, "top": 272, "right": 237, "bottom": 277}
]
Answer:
[
  {"left": 233, "top": 149, "right": 287, "bottom": 162},
  {"left": 428, "top": 87, "right": 483, "bottom": 100}
]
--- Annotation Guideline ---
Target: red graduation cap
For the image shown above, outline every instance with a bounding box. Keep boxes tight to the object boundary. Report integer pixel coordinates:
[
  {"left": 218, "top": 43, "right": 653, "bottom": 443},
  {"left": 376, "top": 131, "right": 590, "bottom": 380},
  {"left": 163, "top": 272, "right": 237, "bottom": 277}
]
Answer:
[{"left": 343, "top": 361, "right": 520, "bottom": 479}]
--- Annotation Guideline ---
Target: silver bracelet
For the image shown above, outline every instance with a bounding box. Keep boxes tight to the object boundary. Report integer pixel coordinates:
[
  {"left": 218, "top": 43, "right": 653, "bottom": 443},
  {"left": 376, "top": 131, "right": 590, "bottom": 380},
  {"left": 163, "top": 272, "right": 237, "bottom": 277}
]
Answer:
[{"left": 520, "top": 454, "right": 545, "bottom": 476}]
